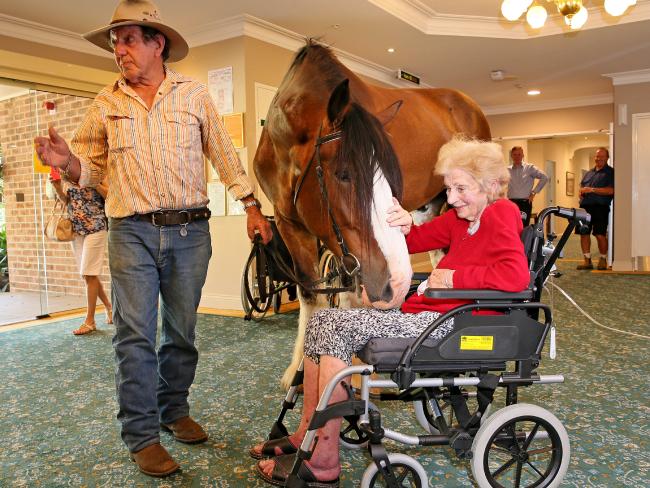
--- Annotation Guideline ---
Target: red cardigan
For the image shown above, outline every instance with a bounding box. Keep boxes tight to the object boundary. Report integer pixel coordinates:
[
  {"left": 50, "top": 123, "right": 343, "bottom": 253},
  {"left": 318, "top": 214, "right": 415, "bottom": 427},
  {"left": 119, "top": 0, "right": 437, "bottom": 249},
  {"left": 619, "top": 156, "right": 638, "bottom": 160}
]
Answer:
[{"left": 401, "top": 199, "right": 529, "bottom": 314}]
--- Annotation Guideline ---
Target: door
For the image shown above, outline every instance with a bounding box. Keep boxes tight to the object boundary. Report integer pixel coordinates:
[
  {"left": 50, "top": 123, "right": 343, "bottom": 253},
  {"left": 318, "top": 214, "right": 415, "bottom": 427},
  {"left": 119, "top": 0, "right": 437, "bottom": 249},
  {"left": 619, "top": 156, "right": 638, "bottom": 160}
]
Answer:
[{"left": 0, "top": 80, "right": 100, "bottom": 325}]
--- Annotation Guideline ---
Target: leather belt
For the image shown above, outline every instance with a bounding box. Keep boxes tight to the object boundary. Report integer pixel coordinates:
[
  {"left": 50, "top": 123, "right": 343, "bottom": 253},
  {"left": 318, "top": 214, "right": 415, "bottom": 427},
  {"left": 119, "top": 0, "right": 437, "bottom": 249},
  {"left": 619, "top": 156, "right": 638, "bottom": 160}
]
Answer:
[{"left": 135, "top": 207, "right": 211, "bottom": 226}]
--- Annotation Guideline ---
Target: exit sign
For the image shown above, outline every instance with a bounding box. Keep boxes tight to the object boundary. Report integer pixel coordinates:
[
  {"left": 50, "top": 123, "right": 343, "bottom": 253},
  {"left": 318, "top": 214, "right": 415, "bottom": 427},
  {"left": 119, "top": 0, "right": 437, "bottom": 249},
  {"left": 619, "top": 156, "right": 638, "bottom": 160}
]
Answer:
[{"left": 398, "top": 69, "right": 420, "bottom": 85}]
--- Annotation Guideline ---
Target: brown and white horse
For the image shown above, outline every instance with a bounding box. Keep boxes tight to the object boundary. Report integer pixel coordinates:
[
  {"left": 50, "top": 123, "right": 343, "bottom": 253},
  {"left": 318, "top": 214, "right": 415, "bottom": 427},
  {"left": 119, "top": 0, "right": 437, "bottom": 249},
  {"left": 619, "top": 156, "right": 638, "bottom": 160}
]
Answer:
[{"left": 253, "top": 41, "right": 490, "bottom": 387}]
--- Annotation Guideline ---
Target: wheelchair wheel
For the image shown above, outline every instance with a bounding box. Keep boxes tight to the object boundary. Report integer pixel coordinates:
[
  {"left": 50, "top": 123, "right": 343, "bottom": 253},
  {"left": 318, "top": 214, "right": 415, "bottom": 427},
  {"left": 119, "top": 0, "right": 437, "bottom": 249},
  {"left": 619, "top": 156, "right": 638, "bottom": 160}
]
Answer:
[
  {"left": 241, "top": 248, "right": 274, "bottom": 321},
  {"left": 339, "top": 400, "right": 378, "bottom": 450},
  {"left": 471, "top": 403, "right": 570, "bottom": 488},
  {"left": 360, "top": 453, "right": 428, "bottom": 488}
]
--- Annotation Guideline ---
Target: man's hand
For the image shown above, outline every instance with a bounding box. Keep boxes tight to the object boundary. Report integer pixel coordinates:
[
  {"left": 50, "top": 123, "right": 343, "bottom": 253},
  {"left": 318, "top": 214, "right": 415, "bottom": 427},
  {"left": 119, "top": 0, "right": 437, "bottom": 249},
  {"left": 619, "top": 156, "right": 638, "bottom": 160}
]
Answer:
[
  {"left": 528, "top": 192, "right": 536, "bottom": 203},
  {"left": 34, "top": 126, "right": 70, "bottom": 169},
  {"left": 246, "top": 206, "right": 273, "bottom": 244}
]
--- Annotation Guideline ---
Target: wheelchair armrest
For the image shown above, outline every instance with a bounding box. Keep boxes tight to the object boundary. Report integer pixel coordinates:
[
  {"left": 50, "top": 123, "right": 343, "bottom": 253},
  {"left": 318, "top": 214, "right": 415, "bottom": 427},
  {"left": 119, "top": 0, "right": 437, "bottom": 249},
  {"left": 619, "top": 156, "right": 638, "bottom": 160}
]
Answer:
[
  {"left": 412, "top": 272, "right": 430, "bottom": 282},
  {"left": 424, "top": 288, "right": 534, "bottom": 301}
]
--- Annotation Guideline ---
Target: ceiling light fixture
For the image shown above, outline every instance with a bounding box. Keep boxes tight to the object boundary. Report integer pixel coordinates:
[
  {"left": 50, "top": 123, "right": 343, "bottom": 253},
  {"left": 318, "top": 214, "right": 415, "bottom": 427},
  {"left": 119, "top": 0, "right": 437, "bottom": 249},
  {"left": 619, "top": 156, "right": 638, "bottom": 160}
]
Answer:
[
  {"left": 387, "top": 48, "right": 395, "bottom": 53},
  {"left": 501, "top": 0, "right": 636, "bottom": 30},
  {"left": 527, "top": 89, "right": 542, "bottom": 95}
]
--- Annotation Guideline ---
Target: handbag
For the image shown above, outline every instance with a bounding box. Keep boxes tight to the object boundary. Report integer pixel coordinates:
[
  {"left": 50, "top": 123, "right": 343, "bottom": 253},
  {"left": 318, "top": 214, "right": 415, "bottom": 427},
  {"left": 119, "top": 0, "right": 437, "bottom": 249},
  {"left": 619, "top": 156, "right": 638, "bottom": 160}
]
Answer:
[{"left": 44, "top": 199, "right": 74, "bottom": 242}]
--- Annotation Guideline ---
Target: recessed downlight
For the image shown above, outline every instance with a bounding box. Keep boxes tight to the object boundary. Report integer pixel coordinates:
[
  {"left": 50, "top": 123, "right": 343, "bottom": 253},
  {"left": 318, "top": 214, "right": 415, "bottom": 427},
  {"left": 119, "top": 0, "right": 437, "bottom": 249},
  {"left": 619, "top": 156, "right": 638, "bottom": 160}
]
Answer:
[
  {"left": 387, "top": 48, "right": 395, "bottom": 53},
  {"left": 527, "top": 89, "right": 541, "bottom": 96}
]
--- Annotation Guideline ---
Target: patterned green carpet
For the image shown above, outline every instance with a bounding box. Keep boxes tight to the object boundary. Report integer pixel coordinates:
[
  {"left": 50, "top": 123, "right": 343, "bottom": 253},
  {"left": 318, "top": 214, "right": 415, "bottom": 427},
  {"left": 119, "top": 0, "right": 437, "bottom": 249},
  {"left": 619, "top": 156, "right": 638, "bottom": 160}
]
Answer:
[{"left": 0, "top": 239, "right": 648, "bottom": 487}]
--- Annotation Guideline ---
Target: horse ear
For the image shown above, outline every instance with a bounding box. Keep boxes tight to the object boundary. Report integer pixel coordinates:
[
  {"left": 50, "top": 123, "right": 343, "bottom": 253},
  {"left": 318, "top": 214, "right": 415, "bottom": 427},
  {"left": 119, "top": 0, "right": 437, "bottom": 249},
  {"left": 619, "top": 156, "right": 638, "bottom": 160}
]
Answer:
[
  {"left": 376, "top": 100, "right": 403, "bottom": 127},
  {"left": 327, "top": 79, "right": 350, "bottom": 126}
]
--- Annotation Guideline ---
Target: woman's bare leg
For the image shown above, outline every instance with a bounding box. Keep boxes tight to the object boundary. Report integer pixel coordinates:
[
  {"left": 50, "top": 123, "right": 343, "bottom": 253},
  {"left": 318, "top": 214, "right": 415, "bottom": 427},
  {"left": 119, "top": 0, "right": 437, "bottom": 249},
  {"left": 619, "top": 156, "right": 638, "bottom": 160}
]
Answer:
[
  {"left": 83, "top": 275, "right": 100, "bottom": 324},
  {"left": 259, "top": 355, "right": 347, "bottom": 480},
  {"left": 252, "top": 357, "right": 319, "bottom": 458},
  {"left": 96, "top": 278, "right": 112, "bottom": 323}
]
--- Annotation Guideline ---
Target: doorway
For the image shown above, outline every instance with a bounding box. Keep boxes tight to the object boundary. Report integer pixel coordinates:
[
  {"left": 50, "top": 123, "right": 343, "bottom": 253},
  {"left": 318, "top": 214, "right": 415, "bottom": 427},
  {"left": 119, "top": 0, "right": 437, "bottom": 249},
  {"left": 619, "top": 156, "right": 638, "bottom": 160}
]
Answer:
[{"left": 0, "top": 80, "right": 105, "bottom": 325}]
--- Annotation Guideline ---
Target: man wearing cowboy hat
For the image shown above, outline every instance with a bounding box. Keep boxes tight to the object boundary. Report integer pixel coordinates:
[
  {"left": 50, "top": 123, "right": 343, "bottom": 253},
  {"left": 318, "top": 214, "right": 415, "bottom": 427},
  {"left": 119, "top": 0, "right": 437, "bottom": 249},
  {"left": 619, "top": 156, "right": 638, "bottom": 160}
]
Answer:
[{"left": 34, "top": 0, "right": 272, "bottom": 477}]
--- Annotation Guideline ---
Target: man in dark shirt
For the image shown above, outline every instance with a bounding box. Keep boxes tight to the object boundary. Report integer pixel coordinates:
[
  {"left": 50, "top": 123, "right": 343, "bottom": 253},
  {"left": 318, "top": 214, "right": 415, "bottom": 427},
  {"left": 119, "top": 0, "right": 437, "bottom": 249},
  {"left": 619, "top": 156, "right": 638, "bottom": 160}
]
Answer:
[{"left": 577, "top": 147, "right": 614, "bottom": 270}]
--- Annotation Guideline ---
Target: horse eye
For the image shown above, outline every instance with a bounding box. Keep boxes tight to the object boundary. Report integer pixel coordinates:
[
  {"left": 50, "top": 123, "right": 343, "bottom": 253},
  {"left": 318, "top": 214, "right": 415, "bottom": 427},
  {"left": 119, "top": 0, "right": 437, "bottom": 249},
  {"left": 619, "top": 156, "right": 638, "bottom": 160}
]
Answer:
[{"left": 335, "top": 170, "right": 350, "bottom": 182}]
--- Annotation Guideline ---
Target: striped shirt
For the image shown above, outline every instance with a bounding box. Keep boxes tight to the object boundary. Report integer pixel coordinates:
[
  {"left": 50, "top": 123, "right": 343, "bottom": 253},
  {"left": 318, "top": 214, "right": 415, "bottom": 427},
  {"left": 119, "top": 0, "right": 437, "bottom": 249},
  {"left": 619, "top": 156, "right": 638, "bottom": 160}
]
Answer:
[{"left": 73, "top": 68, "right": 254, "bottom": 218}]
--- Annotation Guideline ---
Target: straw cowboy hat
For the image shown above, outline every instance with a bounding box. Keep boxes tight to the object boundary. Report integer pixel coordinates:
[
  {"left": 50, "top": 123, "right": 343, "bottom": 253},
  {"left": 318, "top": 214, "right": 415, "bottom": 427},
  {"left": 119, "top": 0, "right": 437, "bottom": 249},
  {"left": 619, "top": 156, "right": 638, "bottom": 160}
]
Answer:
[{"left": 83, "top": 0, "right": 189, "bottom": 62}]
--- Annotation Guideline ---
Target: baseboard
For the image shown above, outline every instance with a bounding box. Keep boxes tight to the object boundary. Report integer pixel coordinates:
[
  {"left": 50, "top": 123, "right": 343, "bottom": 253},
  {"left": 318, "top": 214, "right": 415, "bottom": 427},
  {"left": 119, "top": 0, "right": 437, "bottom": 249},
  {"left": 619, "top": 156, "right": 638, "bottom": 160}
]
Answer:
[
  {"left": 199, "top": 293, "right": 243, "bottom": 311},
  {"left": 612, "top": 259, "right": 634, "bottom": 272}
]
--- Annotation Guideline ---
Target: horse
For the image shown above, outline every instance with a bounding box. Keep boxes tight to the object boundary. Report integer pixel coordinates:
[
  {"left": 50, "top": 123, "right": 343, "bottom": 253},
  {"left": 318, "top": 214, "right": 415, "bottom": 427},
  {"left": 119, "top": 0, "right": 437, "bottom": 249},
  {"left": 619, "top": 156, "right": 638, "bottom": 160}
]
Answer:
[{"left": 253, "top": 41, "right": 491, "bottom": 388}]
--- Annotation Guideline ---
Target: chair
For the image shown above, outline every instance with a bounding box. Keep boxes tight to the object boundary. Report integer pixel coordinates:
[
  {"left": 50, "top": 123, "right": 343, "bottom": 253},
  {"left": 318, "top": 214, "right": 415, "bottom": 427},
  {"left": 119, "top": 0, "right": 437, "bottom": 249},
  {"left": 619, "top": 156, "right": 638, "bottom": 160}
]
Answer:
[{"left": 270, "top": 206, "right": 589, "bottom": 488}]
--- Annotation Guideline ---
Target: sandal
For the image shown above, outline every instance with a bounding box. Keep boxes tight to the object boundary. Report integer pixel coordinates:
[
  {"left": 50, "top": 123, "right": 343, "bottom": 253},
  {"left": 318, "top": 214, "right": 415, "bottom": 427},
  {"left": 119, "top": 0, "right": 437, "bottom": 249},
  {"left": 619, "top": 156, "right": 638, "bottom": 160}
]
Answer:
[
  {"left": 256, "top": 454, "right": 339, "bottom": 487},
  {"left": 249, "top": 436, "right": 298, "bottom": 459},
  {"left": 73, "top": 322, "right": 96, "bottom": 335}
]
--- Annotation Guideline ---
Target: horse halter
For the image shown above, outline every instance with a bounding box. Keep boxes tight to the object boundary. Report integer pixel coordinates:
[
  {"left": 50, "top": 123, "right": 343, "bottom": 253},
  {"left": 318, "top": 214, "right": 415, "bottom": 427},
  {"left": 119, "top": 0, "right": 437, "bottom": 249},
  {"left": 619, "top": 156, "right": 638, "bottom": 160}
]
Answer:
[{"left": 292, "top": 124, "right": 361, "bottom": 294}]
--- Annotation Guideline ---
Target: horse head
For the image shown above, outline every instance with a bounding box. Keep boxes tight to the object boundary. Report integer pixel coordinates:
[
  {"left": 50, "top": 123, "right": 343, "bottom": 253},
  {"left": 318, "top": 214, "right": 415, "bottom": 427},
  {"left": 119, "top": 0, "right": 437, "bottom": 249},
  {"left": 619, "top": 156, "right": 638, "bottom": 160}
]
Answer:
[{"left": 292, "top": 79, "right": 413, "bottom": 308}]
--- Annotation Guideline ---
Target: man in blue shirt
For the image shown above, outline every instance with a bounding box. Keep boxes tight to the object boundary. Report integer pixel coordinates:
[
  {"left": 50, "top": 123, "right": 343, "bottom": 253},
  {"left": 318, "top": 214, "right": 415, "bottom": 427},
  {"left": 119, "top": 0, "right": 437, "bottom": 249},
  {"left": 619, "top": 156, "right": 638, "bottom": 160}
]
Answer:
[
  {"left": 507, "top": 146, "right": 548, "bottom": 226},
  {"left": 577, "top": 148, "right": 614, "bottom": 270}
]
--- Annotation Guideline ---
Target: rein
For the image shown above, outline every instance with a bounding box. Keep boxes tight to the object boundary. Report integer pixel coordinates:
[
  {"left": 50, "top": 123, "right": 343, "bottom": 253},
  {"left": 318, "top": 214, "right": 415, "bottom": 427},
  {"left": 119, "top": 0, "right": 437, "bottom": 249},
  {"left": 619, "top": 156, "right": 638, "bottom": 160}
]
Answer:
[{"left": 291, "top": 124, "right": 361, "bottom": 295}]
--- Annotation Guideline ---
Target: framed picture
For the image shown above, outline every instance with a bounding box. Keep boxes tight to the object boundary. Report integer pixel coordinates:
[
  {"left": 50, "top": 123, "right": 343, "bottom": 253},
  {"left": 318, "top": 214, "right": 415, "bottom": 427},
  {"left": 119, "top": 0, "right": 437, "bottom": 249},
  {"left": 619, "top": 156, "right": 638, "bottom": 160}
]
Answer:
[{"left": 566, "top": 171, "right": 575, "bottom": 197}]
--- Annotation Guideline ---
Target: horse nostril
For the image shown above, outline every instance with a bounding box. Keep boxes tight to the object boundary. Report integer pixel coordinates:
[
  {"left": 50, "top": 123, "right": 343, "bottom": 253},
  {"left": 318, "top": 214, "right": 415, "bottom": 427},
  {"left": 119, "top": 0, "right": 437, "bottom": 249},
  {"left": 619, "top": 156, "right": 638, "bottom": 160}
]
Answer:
[{"left": 381, "top": 282, "right": 393, "bottom": 303}]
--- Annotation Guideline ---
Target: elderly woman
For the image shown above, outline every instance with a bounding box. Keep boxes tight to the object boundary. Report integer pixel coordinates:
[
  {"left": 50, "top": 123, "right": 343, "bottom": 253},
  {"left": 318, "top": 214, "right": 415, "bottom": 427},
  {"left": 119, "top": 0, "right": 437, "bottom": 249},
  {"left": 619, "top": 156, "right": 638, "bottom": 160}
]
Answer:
[{"left": 253, "top": 136, "right": 530, "bottom": 486}]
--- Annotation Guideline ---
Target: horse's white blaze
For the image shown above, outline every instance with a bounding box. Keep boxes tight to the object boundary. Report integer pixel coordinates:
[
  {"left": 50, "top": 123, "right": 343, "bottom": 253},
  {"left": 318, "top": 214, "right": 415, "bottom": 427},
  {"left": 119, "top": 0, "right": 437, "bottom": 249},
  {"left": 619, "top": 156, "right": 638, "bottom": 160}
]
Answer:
[{"left": 369, "top": 171, "right": 413, "bottom": 309}]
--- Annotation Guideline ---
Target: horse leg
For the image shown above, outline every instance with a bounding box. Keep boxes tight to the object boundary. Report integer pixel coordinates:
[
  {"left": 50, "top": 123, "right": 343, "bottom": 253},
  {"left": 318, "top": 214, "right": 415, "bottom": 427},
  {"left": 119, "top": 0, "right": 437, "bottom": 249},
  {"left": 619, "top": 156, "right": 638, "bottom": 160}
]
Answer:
[
  {"left": 281, "top": 289, "right": 329, "bottom": 390},
  {"left": 274, "top": 217, "right": 329, "bottom": 390},
  {"left": 336, "top": 290, "right": 362, "bottom": 309}
]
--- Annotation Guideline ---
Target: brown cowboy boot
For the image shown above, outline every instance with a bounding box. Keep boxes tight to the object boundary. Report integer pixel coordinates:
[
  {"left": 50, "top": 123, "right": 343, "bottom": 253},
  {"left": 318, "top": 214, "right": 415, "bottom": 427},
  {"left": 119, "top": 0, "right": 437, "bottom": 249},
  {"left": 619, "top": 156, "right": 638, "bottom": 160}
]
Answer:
[
  {"left": 597, "top": 257, "right": 608, "bottom": 270},
  {"left": 130, "top": 443, "right": 180, "bottom": 477},
  {"left": 161, "top": 416, "right": 208, "bottom": 444},
  {"left": 576, "top": 257, "right": 593, "bottom": 270}
]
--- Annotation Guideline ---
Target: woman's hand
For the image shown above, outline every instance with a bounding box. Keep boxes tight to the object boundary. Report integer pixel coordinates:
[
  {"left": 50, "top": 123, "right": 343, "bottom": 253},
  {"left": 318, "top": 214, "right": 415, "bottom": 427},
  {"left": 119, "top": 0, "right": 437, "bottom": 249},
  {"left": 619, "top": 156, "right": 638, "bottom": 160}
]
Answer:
[
  {"left": 427, "top": 268, "right": 455, "bottom": 289},
  {"left": 49, "top": 177, "right": 67, "bottom": 202},
  {"left": 386, "top": 197, "right": 413, "bottom": 235}
]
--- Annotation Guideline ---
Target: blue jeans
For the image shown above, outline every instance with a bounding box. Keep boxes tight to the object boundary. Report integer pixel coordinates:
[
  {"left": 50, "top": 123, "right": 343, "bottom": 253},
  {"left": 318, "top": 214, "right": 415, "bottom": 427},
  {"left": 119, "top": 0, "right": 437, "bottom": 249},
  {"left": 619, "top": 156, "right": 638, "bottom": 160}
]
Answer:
[{"left": 108, "top": 216, "right": 212, "bottom": 452}]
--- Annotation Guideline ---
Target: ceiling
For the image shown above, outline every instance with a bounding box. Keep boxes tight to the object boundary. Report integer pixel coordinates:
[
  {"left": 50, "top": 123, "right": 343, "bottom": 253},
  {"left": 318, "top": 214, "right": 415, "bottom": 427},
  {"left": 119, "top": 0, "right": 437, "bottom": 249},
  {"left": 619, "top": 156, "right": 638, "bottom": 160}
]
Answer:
[{"left": 1, "top": 0, "right": 650, "bottom": 114}]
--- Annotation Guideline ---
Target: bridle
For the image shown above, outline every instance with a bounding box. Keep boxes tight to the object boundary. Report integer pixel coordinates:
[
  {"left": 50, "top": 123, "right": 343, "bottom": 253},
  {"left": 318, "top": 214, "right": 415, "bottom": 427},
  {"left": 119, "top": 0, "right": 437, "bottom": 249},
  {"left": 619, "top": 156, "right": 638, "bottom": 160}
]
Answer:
[{"left": 291, "top": 124, "right": 361, "bottom": 295}]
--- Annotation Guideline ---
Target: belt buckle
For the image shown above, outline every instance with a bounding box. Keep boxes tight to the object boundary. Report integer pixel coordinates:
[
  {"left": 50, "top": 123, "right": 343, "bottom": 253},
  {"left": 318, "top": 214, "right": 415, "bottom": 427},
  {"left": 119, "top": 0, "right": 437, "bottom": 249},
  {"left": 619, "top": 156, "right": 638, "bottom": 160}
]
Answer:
[
  {"left": 151, "top": 211, "right": 164, "bottom": 226},
  {"left": 178, "top": 210, "right": 190, "bottom": 224}
]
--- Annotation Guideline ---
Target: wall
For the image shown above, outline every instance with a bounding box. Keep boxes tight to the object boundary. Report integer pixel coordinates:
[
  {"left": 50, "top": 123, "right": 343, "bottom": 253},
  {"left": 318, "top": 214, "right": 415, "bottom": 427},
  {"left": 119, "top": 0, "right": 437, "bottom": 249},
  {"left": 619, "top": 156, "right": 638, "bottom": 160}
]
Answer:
[
  {"left": 0, "top": 47, "right": 116, "bottom": 96},
  {"left": 487, "top": 104, "right": 613, "bottom": 139},
  {"left": 612, "top": 81, "right": 650, "bottom": 271},
  {"left": 0, "top": 90, "right": 110, "bottom": 296},
  {"left": 172, "top": 38, "right": 252, "bottom": 309}
]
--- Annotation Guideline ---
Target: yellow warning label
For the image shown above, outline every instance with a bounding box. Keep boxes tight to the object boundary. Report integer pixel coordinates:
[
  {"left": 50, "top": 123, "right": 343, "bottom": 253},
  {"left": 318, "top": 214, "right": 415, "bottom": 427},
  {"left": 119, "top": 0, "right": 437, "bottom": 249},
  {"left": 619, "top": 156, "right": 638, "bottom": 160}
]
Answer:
[{"left": 460, "top": 335, "right": 494, "bottom": 351}]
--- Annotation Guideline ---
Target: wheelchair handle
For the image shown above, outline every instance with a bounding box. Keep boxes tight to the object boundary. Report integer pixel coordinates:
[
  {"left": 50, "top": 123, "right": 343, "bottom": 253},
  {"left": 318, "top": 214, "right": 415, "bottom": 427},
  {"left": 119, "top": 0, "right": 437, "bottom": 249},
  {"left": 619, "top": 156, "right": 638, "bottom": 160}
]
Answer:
[{"left": 536, "top": 206, "right": 590, "bottom": 227}]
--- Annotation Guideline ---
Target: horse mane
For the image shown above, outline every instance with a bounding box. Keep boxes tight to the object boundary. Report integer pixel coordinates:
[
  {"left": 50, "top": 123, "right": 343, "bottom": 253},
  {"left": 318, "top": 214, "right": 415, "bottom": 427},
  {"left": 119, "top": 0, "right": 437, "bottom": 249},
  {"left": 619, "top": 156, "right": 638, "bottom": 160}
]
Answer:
[
  {"left": 290, "top": 40, "right": 349, "bottom": 91},
  {"left": 335, "top": 103, "right": 403, "bottom": 243}
]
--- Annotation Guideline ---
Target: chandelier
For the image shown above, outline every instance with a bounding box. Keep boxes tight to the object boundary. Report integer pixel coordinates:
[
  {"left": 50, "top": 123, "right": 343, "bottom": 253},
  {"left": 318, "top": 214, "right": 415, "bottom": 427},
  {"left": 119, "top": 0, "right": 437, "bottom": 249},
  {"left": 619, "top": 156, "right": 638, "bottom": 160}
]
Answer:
[{"left": 501, "top": 0, "right": 637, "bottom": 30}]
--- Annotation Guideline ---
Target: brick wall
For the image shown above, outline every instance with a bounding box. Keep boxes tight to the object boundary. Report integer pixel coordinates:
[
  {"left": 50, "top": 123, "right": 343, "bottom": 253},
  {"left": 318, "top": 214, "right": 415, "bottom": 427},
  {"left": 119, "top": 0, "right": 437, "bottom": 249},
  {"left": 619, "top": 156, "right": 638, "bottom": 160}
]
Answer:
[{"left": 0, "top": 91, "right": 110, "bottom": 298}]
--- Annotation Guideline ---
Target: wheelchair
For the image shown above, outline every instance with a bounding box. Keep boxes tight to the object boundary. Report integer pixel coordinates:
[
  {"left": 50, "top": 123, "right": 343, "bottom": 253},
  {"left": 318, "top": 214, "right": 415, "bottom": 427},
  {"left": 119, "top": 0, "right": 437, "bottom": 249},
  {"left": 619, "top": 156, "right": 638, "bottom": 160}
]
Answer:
[
  {"left": 261, "top": 206, "right": 589, "bottom": 487},
  {"left": 241, "top": 217, "right": 341, "bottom": 320}
]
